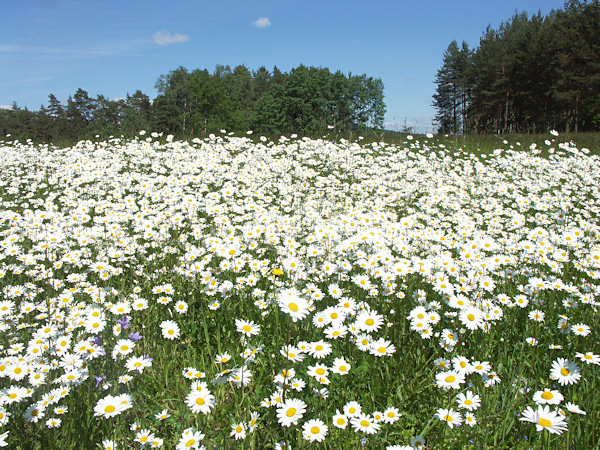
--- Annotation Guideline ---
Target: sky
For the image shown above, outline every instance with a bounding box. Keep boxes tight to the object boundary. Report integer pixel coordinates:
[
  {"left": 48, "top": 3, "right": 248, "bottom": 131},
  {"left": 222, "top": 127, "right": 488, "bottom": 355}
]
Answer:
[{"left": 1, "top": 0, "right": 568, "bottom": 133}]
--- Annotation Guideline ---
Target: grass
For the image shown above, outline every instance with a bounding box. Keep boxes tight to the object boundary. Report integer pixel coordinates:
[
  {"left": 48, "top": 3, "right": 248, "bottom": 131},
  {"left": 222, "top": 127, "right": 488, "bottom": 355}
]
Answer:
[{"left": 0, "top": 130, "right": 598, "bottom": 449}]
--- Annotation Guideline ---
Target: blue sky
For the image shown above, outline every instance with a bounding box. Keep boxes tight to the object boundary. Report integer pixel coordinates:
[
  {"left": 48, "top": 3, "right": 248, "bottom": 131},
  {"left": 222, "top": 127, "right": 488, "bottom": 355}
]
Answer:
[{"left": 1, "top": 0, "right": 567, "bottom": 133}]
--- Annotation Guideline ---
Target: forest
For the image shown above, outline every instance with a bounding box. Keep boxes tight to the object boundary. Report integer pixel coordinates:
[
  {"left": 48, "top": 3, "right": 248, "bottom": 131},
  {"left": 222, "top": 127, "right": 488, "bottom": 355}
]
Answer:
[
  {"left": 433, "top": 0, "right": 600, "bottom": 134},
  {"left": 0, "top": 65, "right": 385, "bottom": 143}
]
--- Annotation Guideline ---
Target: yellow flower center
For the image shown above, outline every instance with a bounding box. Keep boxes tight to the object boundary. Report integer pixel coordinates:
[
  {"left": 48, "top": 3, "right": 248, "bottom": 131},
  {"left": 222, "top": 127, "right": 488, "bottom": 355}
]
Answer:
[
  {"left": 541, "top": 391, "right": 554, "bottom": 400},
  {"left": 467, "top": 314, "right": 475, "bottom": 321},
  {"left": 288, "top": 303, "right": 299, "bottom": 312},
  {"left": 286, "top": 408, "right": 296, "bottom": 417},
  {"left": 538, "top": 418, "right": 552, "bottom": 428},
  {"left": 105, "top": 405, "right": 116, "bottom": 413},
  {"left": 445, "top": 375, "right": 456, "bottom": 383},
  {"left": 360, "top": 420, "right": 369, "bottom": 427},
  {"left": 560, "top": 368, "right": 569, "bottom": 376},
  {"left": 365, "top": 318, "right": 375, "bottom": 326},
  {"left": 196, "top": 398, "right": 205, "bottom": 405}
]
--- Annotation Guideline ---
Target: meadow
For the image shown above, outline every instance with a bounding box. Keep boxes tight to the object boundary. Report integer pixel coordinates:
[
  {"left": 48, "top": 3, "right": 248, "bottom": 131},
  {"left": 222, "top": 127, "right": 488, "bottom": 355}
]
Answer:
[{"left": 0, "top": 130, "right": 599, "bottom": 449}]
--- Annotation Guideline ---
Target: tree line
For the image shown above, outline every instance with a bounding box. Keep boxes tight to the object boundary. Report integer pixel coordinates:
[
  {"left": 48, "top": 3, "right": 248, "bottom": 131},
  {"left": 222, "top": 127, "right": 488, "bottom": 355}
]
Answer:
[
  {"left": 0, "top": 65, "right": 385, "bottom": 143},
  {"left": 433, "top": 0, "right": 600, "bottom": 134}
]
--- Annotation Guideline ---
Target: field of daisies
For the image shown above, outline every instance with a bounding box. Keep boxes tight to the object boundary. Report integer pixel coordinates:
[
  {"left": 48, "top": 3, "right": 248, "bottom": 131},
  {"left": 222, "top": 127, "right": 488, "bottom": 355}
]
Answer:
[{"left": 0, "top": 130, "right": 599, "bottom": 449}]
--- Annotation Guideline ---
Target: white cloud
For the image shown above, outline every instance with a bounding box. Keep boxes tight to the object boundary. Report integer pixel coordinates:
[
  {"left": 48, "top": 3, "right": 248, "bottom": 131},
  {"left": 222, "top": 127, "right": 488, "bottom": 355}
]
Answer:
[
  {"left": 253, "top": 17, "right": 271, "bottom": 28},
  {"left": 0, "top": 105, "right": 13, "bottom": 110},
  {"left": 153, "top": 31, "right": 190, "bottom": 46}
]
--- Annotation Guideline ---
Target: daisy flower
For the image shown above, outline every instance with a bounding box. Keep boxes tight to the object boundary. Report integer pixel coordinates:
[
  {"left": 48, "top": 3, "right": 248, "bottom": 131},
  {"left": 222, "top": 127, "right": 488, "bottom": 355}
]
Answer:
[
  {"left": 45, "top": 415, "right": 61, "bottom": 428},
  {"left": 235, "top": 319, "right": 260, "bottom": 337},
  {"left": 331, "top": 357, "right": 351, "bottom": 375},
  {"left": 280, "top": 345, "right": 305, "bottom": 362},
  {"left": 302, "top": 419, "right": 328, "bottom": 442},
  {"left": 278, "top": 288, "right": 311, "bottom": 322},
  {"left": 94, "top": 394, "right": 129, "bottom": 419},
  {"left": 456, "top": 391, "right": 481, "bottom": 410},
  {"left": 185, "top": 390, "right": 215, "bottom": 414},
  {"left": 464, "top": 412, "right": 477, "bottom": 427},
  {"left": 410, "top": 436, "right": 426, "bottom": 448},
  {"left": 575, "top": 351, "right": 600, "bottom": 365},
  {"left": 149, "top": 437, "right": 163, "bottom": 448},
  {"left": 528, "top": 309, "right": 545, "bottom": 322},
  {"left": 350, "top": 413, "right": 380, "bottom": 434},
  {"left": 435, "top": 408, "right": 462, "bottom": 428},
  {"left": 176, "top": 429, "right": 204, "bottom": 450},
  {"left": 101, "top": 440, "right": 117, "bottom": 450},
  {"left": 355, "top": 334, "right": 372, "bottom": 351},
  {"left": 459, "top": 306, "right": 484, "bottom": 330},
  {"left": 277, "top": 398, "right": 307, "bottom": 427},
  {"left": 307, "top": 364, "right": 329, "bottom": 380},
  {"left": 230, "top": 422, "right": 246, "bottom": 440},
  {"left": 452, "top": 355, "right": 473, "bottom": 375},
  {"left": 435, "top": 370, "right": 465, "bottom": 390},
  {"left": 343, "top": 401, "right": 362, "bottom": 417},
  {"left": 383, "top": 407, "right": 401, "bottom": 424},
  {"left": 155, "top": 409, "right": 170, "bottom": 420},
  {"left": 550, "top": 358, "right": 581, "bottom": 386},
  {"left": 356, "top": 310, "right": 384, "bottom": 333},
  {"left": 332, "top": 411, "right": 348, "bottom": 429},
  {"left": 571, "top": 323, "right": 591, "bottom": 336},
  {"left": 533, "top": 389, "right": 563, "bottom": 405},
  {"left": 159, "top": 320, "right": 180, "bottom": 340},
  {"left": 0, "top": 407, "right": 10, "bottom": 426},
  {"left": 520, "top": 405, "right": 568, "bottom": 435},
  {"left": 307, "top": 340, "right": 332, "bottom": 359},
  {"left": 174, "top": 300, "right": 188, "bottom": 314},
  {"left": 274, "top": 368, "right": 296, "bottom": 385},
  {"left": 441, "top": 329, "right": 458, "bottom": 346},
  {"left": 248, "top": 411, "right": 260, "bottom": 432},
  {"left": 565, "top": 402, "right": 586, "bottom": 415},
  {"left": 135, "top": 429, "right": 155, "bottom": 445},
  {"left": 470, "top": 360, "right": 491, "bottom": 374},
  {"left": 369, "top": 338, "right": 396, "bottom": 357}
]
